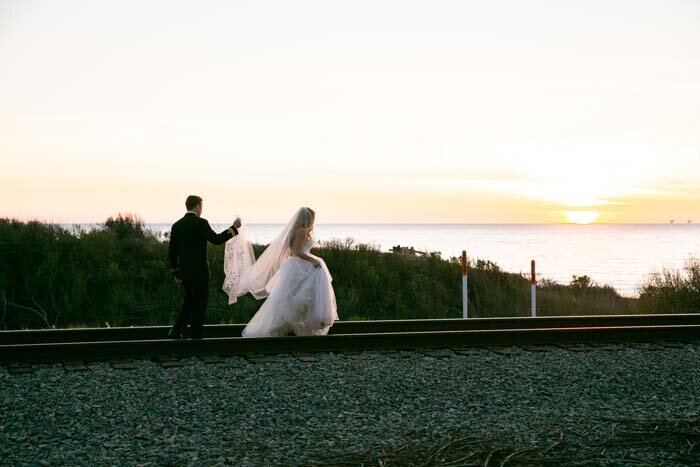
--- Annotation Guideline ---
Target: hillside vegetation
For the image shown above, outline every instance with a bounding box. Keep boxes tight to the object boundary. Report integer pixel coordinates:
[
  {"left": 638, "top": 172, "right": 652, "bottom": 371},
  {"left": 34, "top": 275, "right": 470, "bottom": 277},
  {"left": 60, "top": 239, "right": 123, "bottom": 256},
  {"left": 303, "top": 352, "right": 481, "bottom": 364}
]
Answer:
[{"left": 0, "top": 216, "right": 675, "bottom": 330}]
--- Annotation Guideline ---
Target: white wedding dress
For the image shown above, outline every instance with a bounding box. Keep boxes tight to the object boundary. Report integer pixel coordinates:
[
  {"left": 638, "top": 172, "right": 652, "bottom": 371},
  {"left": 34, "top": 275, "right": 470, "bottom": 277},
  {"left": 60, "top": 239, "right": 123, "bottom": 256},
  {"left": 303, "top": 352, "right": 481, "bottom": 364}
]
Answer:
[{"left": 223, "top": 209, "right": 338, "bottom": 337}]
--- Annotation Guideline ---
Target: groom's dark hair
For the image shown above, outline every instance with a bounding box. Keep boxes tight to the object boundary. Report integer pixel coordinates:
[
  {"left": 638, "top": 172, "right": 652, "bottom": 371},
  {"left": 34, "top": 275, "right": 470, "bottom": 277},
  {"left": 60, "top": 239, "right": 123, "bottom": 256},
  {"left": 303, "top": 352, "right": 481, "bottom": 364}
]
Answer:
[{"left": 185, "top": 195, "right": 203, "bottom": 210}]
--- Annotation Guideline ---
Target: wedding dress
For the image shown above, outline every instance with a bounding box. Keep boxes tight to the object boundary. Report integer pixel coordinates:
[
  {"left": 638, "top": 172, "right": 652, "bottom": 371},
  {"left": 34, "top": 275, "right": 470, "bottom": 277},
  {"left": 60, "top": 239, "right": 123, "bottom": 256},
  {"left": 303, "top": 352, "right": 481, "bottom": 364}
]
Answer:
[{"left": 223, "top": 208, "right": 338, "bottom": 337}]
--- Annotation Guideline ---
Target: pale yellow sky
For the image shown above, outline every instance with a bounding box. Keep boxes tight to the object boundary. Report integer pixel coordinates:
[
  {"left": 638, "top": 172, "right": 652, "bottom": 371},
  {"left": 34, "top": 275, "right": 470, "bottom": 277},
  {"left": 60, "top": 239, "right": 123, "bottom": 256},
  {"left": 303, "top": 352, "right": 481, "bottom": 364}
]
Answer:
[{"left": 1, "top": 0, "right": 699, "bottom": 223}]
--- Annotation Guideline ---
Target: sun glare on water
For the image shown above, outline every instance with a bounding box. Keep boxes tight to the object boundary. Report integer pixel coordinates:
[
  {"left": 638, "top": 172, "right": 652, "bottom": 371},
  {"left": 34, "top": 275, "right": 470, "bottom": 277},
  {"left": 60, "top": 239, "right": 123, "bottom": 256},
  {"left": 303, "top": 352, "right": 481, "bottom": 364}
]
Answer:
[{"left": 563, "top": 211, "right": 601, "bottom": 225}]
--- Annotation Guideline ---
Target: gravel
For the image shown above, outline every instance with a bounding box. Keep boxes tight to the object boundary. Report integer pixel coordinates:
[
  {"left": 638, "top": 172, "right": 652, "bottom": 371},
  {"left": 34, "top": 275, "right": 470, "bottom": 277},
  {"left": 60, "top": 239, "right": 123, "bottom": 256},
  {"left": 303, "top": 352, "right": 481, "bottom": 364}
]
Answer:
[{"left": 1, "top": 344, "right": 700, "bottom": 466}]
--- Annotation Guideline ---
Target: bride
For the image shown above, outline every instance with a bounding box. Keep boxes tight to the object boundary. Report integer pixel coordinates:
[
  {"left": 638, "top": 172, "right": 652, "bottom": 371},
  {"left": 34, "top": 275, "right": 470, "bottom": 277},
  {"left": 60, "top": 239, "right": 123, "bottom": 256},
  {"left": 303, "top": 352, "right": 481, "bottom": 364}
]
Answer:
[{"left": 223, "top": 207, "right": 338, "bottom": 337}]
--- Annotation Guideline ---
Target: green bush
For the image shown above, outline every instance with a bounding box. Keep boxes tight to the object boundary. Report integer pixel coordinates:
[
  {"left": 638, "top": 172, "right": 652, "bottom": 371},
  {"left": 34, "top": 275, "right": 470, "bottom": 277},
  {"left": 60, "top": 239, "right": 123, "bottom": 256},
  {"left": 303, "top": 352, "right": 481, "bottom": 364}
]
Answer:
[
  {"left": 0, "top": 218, "right": 645, "bottom": 330},
  {"left": 0, "top": 216, "right": 183, "bottom": 329},
  {"left": 638, "top": 257, "right": 700, "bottom": 313},
  {"left": 538, "top": 277, "right": 637, "bottom": 316}
]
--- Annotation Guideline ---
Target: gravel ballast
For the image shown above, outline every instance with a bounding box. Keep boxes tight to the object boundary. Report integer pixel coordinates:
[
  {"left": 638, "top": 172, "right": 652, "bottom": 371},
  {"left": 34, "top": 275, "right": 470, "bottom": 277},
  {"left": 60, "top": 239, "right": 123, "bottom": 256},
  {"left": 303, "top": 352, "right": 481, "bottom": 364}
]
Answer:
[{"left": 2, "top": 344, "right": 700, "bottom": 466}]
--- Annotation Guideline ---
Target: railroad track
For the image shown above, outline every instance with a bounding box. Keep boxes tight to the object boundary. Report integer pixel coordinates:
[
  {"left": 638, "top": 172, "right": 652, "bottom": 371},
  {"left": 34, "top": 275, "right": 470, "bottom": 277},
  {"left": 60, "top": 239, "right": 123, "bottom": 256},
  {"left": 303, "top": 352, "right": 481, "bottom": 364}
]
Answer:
[{"left": 2, "top": 314, "right": 699, "bottom": 364}]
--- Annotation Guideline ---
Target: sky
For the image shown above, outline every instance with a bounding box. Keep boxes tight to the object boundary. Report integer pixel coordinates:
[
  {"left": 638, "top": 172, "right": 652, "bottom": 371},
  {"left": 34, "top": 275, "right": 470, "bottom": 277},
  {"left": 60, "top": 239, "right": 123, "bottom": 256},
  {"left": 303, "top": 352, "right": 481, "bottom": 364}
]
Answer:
[{"left": 1, "top": 0, "right": 699, "bottom": 224}]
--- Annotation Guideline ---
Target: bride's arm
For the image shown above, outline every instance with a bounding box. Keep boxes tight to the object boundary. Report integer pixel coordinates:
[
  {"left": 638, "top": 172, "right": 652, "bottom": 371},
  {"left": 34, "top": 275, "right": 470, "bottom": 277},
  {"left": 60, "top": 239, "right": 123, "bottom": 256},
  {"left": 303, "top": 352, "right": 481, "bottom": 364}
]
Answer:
[{"left": 291, "top": 227, "right": 320, "bottom": 268}]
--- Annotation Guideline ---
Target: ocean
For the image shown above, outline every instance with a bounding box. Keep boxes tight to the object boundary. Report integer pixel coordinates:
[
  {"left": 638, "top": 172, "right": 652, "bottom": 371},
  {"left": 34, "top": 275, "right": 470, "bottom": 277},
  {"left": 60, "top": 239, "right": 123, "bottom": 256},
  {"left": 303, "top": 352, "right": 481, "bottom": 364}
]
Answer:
[{"left": 137, "top": 223, "right": 700, "bottom": 297}]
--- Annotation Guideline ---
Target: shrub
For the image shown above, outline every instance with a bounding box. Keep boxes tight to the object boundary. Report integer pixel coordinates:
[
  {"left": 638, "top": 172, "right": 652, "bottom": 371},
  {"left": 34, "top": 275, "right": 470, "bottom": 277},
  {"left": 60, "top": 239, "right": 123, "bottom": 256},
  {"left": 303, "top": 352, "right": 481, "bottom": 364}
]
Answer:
[
  {"left": 638, "top": 257, "right": 700, "bottom": 313},
  {"left": 0, "top": 220, "right": 643, "bottom": 329}
]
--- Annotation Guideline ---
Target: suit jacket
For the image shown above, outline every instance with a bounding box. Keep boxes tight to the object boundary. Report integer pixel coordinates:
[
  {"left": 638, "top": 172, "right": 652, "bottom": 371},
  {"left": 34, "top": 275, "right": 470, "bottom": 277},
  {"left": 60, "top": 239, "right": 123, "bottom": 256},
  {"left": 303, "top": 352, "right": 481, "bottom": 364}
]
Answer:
[{"left": 168, "top": 213, "right": 238, "bottom": 280}]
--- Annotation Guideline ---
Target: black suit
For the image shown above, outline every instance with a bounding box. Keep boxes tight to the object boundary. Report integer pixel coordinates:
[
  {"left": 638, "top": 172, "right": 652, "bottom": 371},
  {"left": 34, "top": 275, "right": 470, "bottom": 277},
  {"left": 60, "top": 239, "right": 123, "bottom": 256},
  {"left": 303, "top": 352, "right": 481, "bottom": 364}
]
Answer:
[{"left": 168, "top": 212, "right": 237, "bottom": 338}]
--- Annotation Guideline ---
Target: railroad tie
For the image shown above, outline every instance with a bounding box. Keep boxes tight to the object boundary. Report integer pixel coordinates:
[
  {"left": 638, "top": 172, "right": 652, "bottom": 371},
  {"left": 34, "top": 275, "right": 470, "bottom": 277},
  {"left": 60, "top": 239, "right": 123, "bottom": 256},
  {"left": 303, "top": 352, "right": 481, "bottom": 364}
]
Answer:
[
  {"left": 343, "top": 350, "right": 370, "bottom": 360},
  {"left": 292, "top": 352, "right": 317, "bottom": 362},
  {"left": 658, "top": 341, "right": 687, "bottom": 349},
  {"left": 557, "top": 344, "right": 594, "bottom": 352},
  {"left": 199, "top": 355, "right": 225, "bottom": 364},
  {"left": 627, "top": 342, "right": 666, "bottom": 351},
  {"left": 484, "top": 346, "right": 520, "bottom": 356},
  {"left": 451, "top": 346, "right": 482, "bottom": 356},
  {"left": 243, "top": 353, "right": 277, "bottom": 364},
  {"left": 63, "top": 361, "right": 89, "bottom": 372},
  {"left": 7, "top": 363, "right": 34, "bottom": 374},
  {"left": 585, "top": 344, "right": 625, "bottom": 352},
  {"left": 518, "top": 345, "right": 550, "bottom": 353},
  {"left": 153, "top": 355, "right": 184, "bottom": 368},
  {"left": 380, "top": 349, "right": 412, "bottom": 359},
  {"left": 417, "top": 347, "right": 454, "bottom": 359},
  {"left": 111, "top": 359, "right": 137, "bottom": 370}
]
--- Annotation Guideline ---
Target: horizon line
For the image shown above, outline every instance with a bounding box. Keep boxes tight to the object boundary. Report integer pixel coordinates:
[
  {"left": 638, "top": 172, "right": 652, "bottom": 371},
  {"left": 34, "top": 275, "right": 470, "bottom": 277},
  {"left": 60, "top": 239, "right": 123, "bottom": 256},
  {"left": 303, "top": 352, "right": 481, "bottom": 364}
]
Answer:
[
  {"left": 42, "top": 221, "right": 700, "bottom": 226},
  {"left": 2, "top": 216, "right": 696, "bottom": 226}
]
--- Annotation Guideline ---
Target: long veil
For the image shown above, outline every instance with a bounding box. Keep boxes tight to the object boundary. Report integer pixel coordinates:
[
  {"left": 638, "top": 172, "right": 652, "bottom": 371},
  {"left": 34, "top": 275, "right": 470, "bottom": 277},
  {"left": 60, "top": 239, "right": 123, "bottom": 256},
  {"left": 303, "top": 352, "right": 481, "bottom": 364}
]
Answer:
[{"left": 223, "top": 208, "right": 305, "bottom": 305}]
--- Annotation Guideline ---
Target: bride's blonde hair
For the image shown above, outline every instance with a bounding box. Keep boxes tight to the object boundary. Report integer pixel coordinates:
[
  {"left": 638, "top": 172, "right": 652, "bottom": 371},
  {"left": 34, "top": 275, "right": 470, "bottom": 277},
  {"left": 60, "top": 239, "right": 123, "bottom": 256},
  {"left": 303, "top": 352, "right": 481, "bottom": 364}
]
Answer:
[
  {"left": 296, "top": 207, "right": 315, "bottom": 231},
  {"left": 287, "top": 207, "right": 315, "bottom": 249}
]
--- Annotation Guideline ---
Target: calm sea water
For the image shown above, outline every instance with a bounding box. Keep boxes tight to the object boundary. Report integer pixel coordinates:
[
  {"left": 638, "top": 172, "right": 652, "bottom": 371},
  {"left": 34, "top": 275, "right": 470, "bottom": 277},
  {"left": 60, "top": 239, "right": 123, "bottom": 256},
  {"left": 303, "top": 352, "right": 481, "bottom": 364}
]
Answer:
[{"left": 133, "top": 223, "right": 700, "bottom": 297}]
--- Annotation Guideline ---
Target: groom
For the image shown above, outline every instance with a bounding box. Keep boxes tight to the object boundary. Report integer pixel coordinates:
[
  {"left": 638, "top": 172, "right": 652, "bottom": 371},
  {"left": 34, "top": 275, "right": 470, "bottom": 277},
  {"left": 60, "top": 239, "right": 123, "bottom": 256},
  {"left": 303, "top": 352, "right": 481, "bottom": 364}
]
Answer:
[{"left": 168, "top": 195, "right": 242, "bottom": 339}]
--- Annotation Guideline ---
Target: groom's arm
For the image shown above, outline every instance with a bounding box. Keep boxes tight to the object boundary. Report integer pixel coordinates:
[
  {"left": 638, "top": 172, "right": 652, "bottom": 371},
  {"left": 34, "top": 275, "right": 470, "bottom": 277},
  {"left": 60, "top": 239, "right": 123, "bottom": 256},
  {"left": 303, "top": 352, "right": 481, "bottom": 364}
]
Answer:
[{"left": 205, "top": 220, "right": 238, "bottom": 245}]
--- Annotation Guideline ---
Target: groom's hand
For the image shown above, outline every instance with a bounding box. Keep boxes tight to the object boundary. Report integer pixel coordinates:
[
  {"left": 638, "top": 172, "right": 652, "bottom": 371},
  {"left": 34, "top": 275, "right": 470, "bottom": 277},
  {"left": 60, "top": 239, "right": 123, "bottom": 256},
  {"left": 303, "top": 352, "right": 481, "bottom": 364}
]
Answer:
[{"left": 233, "top": 217, "right": 242, "bottom": 229}]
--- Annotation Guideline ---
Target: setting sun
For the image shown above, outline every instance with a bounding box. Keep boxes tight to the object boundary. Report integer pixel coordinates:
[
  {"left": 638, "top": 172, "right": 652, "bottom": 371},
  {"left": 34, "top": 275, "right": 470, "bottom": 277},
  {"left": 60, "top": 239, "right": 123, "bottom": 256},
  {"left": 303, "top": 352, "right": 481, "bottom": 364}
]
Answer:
[{"left": 563, "top": 211, "right": 602, "bottom": 225}]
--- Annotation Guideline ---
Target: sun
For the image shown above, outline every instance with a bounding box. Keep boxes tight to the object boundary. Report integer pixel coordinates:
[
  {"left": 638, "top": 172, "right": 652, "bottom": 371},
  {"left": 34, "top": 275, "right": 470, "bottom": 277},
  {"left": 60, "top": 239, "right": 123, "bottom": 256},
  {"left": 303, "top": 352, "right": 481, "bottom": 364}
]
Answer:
[{"left": 563, "top": 211, "right": 601, "bottom": 225}]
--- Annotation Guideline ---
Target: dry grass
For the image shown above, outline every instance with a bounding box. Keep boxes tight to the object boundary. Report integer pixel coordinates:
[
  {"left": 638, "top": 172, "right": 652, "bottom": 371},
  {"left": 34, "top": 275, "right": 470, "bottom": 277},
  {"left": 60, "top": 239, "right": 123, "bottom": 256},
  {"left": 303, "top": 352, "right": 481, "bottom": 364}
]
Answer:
[{"left": 309, "top": 418, "right": 700, "bottom": 466}]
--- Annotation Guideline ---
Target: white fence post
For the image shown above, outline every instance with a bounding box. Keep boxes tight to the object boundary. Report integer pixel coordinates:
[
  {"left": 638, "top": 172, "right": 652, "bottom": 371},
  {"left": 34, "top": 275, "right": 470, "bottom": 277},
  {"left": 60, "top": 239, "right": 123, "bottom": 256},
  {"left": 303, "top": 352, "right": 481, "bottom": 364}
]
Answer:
[
  {"left": 462, "top": 250, "right": 468, "bottom": 319},
  {"left": 530, "top": 260, "right": 537, "bottom": 318}
]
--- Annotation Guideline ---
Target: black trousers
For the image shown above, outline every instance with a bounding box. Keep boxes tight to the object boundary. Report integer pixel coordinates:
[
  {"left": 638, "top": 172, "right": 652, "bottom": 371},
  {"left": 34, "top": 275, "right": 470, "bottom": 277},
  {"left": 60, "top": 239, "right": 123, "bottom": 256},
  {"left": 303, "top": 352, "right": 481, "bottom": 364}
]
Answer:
[{"left": 172, "top": 275, "right": 209, "bottom": 338}]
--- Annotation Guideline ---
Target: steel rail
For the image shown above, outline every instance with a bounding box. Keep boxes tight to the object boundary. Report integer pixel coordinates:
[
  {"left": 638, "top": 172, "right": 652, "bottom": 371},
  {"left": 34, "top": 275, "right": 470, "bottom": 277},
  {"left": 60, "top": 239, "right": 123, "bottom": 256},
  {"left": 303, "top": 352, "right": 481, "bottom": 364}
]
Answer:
[
  {"left": 2, "top": 314, "right": 700, "bottom": 345},
  {"left": 2, "top": 324, "right": 700, "bottom": 364}
]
